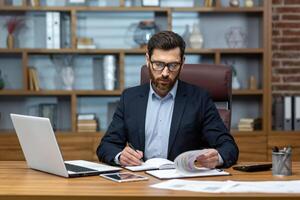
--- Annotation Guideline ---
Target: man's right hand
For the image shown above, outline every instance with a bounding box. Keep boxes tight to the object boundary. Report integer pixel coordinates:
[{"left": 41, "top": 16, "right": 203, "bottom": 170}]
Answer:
[{"left": 119, "top": 146, "right": 143, "bottom": 166}]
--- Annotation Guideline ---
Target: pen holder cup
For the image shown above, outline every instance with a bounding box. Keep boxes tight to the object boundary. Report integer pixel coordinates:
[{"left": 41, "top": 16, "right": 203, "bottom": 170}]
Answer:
[{"left": 272, "top": 151, "right": 292, "bottom": 176}]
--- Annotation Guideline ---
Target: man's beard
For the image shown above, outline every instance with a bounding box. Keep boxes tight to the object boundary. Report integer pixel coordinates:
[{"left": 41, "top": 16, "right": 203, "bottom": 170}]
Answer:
[{"left": 148, "top": 64, "right": 179, "bottom": 95}]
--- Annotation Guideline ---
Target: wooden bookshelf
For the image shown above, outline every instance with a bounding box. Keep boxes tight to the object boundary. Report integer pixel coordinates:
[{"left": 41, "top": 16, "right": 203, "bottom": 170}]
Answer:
[{"left": 0, "top": 0, "right": 272, "bottom": 162}]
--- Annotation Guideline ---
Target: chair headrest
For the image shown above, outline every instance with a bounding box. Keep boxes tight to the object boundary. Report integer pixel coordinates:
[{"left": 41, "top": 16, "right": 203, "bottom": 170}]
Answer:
[{"left": 141, "top": 64, "right": 232, "bottom": 102}]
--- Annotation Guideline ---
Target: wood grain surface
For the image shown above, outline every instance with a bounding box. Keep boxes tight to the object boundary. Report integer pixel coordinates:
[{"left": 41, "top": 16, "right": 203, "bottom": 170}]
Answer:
[{"left": 0, "top": 161, "right": 299, "bottom": 200}]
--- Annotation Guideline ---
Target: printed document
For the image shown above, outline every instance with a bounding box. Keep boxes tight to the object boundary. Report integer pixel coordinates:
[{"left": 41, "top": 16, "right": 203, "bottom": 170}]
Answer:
[{"left": 151, "top": 179, "right": 300, "bottom": 193}]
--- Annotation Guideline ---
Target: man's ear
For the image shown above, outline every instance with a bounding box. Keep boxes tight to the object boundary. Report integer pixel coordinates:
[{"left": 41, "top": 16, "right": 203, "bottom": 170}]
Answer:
[
  {"left": 145, "top": 53, "right": 150, "bottom": 68},
  {"left": 181, "top": 56, "right": 186, "bottom": 68}
]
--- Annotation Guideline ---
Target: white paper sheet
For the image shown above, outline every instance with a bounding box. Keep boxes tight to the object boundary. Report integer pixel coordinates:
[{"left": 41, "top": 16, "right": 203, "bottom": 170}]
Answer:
[{"left": 151, "top": 179, "right": 300, "bottom": 193}]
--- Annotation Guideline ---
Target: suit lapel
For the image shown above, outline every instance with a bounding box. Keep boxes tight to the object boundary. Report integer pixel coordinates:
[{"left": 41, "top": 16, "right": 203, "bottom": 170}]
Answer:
[
  {"left": 136, "top": 84, "right": 149, "bottom": 152},
  {"left": 168, "top": 81, "right": 188, "bottom": 156}
]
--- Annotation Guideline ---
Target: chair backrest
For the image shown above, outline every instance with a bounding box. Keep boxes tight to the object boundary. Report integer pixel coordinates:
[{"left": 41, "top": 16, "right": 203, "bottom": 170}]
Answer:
[{"left": 140, "top": 64, "right": 232, "bottom": 129}]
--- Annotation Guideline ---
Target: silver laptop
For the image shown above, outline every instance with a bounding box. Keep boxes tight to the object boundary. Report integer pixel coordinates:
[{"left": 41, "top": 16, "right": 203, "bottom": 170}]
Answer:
[{"left": 10, "top": 113, "right": 121, "bottom": 178}]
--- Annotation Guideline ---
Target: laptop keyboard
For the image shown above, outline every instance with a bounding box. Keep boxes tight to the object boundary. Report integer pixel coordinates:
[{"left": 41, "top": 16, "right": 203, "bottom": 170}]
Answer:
[{"left": 65, "top": 163, "right": 97, "bottom": 173}]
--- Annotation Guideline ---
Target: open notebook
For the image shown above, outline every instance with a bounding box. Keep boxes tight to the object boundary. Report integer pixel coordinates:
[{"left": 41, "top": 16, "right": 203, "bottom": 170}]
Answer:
[
  {"left": 125, "top": 158, "right": 175, "bottom": 171},
  {"left": 127, "top": 150, "right": 230, "bottom": 179}
]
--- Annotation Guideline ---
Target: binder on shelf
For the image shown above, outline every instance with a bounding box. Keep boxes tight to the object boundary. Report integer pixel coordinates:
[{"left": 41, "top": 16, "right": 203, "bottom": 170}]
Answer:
[
  {"left": 46, "top": 12, "right": 61, "bottom": 49},
  {"left": 46, "top": 12, "right": 53, "bottom": 49},
  {"left": 53, "top": 12, "right": 61, "bottom": 49},
  {"left": 284, "top": 96, "right": 292, "bottom": 131},
  {"left": 273, "top": 96, "right": 284, "bottom": 130},
  {"left": 294, "top": 96, "right": 300, "bottom": 130},
  {"left": 61, "top": 14, "right": 71, "bottom": 48}
]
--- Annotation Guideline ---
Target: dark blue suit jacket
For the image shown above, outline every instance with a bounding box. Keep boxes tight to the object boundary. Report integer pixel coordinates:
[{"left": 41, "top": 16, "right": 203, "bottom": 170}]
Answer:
[{"left": 97, "top": 80, "right": 239, "bottom": 168}]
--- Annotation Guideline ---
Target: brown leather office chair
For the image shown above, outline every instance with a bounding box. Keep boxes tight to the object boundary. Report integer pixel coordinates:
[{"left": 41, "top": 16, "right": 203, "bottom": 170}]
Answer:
[{"left": 140, "top": 64, "right": 232, "bottom": 129}]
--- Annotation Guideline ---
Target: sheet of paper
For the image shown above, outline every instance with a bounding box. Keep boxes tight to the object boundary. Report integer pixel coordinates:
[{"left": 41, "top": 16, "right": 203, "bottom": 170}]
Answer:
[
  {"left": 151, "top": 179, "right": 300, "bottom": 193},
  {"left": 146, "top": 168, "right": 229, "bottom": 179},
  {"left": 151, "top": 179, "right": 235, "bottom": 193}
]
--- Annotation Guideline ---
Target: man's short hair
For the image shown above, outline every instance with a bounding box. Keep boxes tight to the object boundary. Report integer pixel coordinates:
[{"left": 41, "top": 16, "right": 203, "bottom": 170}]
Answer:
[{"left": 147, "top": 31, "right": 186, "bottom": 61}]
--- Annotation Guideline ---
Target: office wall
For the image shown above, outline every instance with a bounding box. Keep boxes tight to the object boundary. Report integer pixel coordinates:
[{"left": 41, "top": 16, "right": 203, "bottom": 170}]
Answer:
[{"left": 272, "top": 0, "right": 300, "bottom": 93}]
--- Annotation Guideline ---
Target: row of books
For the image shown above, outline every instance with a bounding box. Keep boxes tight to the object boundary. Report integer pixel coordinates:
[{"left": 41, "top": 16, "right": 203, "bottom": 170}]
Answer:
[
  {"left": 273, "top": 96, "right": 300, "bottom": 131},
  {"left": 28, "top": 67, "right": 40, "bottom": 91},
  {"left": 77, "top": 113, "right": 99, "bottom": 132},
  {"left": 204, "top": 0, "right": 214, "bottom": 7},
  {"left": 238, "top": 118, "right": 262, "bottom": 132}
]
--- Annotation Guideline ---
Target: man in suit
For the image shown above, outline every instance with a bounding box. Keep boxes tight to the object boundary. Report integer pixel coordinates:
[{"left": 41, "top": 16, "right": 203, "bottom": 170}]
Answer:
[{"left": 97, "top": 31, "right": 239, "bottom": 168}]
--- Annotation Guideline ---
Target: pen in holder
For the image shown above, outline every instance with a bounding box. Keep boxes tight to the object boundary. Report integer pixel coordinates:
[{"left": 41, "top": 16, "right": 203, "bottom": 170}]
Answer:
[{"left": 272, "top": 146, "right": 292, "bottom": 176}]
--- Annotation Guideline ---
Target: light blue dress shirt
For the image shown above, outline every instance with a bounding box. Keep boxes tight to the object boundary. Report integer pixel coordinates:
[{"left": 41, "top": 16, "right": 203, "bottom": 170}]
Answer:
[{"left": 144, "top": 81, "right": 178, "bottom": 160}]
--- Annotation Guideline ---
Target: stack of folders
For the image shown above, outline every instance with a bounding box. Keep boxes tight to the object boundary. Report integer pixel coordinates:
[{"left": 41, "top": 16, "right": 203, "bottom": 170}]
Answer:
[
  {"left": 77, "top": 113, "right": 99, "bottom": 133},
  {"left": 273, "top": 96, "right": 300, "bottom": 131},
  {"left": 238, "top": 118, "right": 262, "bottom": 132},
  {"left": 28, "top": 67, "right": 40, "bottom": 91}
]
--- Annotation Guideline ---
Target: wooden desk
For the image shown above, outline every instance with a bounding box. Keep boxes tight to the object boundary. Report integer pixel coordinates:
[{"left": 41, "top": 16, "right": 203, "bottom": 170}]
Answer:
[{"left": 0, "top": 161, "right": 300, "bottom": 200}]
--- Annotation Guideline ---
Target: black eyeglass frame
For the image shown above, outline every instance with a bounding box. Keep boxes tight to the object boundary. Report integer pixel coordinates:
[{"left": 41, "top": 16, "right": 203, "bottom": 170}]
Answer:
[{"left": 150, "top": 60, "right": 182, "bottom": 72}]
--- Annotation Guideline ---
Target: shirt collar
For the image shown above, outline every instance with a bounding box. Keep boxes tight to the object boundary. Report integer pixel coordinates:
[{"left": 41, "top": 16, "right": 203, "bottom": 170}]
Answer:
[{"left": 149, "top": 80, "right": 178, "bottom": 100}]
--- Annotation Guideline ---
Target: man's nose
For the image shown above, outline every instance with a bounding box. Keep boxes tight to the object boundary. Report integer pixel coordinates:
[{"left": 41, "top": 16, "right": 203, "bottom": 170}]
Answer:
[{"left": 161, "top": 66, "right": 170, "bottom": 77}]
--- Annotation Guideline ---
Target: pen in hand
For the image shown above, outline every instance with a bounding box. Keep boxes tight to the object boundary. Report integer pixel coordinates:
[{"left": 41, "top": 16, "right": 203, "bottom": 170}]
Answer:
[{"left": 128, "top": 143, "right": 144, "bottom": 162}]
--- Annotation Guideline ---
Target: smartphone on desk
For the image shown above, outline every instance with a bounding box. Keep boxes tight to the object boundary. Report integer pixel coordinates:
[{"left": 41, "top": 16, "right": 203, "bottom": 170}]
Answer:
[
  {"left": 100, "top": 172, "right": 148, "bottom": 183},
  {"left": 233, "top": 163, "right": 272, "bottom": 172}
]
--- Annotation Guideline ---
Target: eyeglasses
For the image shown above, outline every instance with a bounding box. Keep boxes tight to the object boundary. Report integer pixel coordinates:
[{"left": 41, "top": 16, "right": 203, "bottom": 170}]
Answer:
[{"left": 150, "top": 60, "right": 182, "bottom": 72}]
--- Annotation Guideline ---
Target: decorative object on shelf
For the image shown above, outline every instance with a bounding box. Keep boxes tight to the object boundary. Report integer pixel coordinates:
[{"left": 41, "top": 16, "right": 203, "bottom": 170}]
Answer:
[
  {"left": 229, "top": 0, "right": 240, "bottom": 7},
  {"left": 225, "top": 60, "right": 241, "bottom": 89},
  {"left": 4, "top": 17, "right": 25, "bottom": 49},
  {"left": 182, "top": 24, "right": 191, "bottom": 48},
  {"left": 77, "top": 37, "right": 96, "bottom": 49},
  {"left": 50, "top": 55, "right": 75, "bottom": 90},
  {"left": 132, "top": 20, "right": 159, "bottom": 48},
  {"left": 61, "top": 55, "right": 75, "bottom": 90},
  {"left": 103, "top": 55, "right": 116, "bottom": 90},
  {"left": 39, "top": 103, "right": 58, "bottom": 131},
  {"left": 225, "top": 26, "right": 247, "bottom": 48},
  {"left": 61, "top": 66, "right": 75, "bottom": 90},
  {"left": 189, "top": 23, "right": 204, "bottom": 49},
  {"left": 245, "top": 0, "right": 254, "bottom": 8},
  {"left": 232, "top": 66, "right": 241, "bottom": 89},
  {"left": 142, "top": 0, "right": 160, "bottom": 7},
  {"left": 0, "top": 69, "right": 5, "bottom": 90},
  {"left": 249, "top": 75, "right": 257, "bottom": 90}
]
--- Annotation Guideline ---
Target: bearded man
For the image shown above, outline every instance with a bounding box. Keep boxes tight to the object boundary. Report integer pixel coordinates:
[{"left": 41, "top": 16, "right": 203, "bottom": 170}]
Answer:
[{"left": 97, "top": 31, "right": 239, "bottom": 168}]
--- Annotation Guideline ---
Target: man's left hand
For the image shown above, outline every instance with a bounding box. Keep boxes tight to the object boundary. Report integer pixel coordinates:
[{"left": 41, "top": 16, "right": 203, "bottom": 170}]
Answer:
[{"left": 195, "top": 149, "right": 220, "bottom": 168}]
